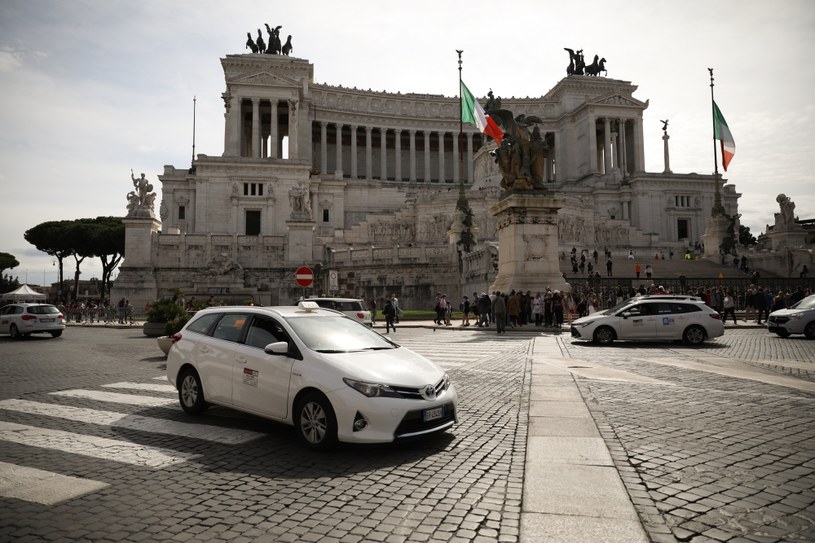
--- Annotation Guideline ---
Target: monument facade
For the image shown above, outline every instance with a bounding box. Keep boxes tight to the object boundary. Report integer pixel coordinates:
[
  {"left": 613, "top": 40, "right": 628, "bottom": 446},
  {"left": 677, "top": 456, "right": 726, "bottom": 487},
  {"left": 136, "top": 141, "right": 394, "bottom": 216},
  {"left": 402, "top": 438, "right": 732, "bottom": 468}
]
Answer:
[{"left": 112, "top": 49, "right": 741, "bottom": 310}]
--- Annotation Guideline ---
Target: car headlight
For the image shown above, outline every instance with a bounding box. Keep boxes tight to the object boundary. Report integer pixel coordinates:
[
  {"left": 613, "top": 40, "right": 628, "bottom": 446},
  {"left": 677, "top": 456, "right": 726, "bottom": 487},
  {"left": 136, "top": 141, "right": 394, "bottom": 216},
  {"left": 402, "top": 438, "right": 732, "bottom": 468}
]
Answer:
[
  {"left": 788, "top": 313, "right": 803, "bottom": 320},
  {"left": 442, "top": 373, "right": 451, "bottom": 391},
  {"left": 343, "top": 377, "right": 402, "bottom": 398}
]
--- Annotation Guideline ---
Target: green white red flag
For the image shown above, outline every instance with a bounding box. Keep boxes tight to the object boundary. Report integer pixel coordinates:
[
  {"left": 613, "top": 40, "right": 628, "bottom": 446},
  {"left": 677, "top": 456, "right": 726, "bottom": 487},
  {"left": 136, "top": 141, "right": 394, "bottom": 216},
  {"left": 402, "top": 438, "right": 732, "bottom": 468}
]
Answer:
[
  {"left": 461, "top": 81, "right": 504, "bottom": 145},
  {"left": 713, "top": 100, "right": 735, "bottom": 171}
]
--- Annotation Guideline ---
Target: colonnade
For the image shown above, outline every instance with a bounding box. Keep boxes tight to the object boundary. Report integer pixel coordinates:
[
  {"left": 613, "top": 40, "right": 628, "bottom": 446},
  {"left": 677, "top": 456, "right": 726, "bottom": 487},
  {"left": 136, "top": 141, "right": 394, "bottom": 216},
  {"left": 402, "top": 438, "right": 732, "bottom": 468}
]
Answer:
[
  {"left": 314, "top": 121, "right": 482, "bottom": 183},
  {"left": 227, "top": 96, "right": 293, "bottom": 159},
  {"left": 592, "top": 116, "right": 645, "bottom": 176}
]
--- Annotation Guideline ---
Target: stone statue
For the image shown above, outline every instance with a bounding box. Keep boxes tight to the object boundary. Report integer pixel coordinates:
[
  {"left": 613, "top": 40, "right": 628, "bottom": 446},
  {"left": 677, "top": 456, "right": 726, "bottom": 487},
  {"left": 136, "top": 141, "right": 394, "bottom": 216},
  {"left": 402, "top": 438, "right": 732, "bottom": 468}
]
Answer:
[
  {"left": 484, "top": 90, "right": 501, "bottom": 113},
  {"left": 264, "top": 24, "right": 282, "bottom": 54},
  {"left": 288, "top": 182, "right": 312, "bottom": 219},
  {"left": 660, "top": 119, "right": 669, "bottom": 132},
  {"left": 719, "top": 212, "right": 740, "bottom": 255},
  {"left": 245, "top": 32, "right": 258, "bottom": 53},
  {"left": 488, "top": 110, "right": 549, "bottom": 191},
  {"left": 775, "top": 194, "right": 796, "bottom": 228},
  {"left": 203, "top": 252, "right": 244, "bottom": 277},
  {"left": 127, "top": 170, "right": 156, "bottom": 218}
]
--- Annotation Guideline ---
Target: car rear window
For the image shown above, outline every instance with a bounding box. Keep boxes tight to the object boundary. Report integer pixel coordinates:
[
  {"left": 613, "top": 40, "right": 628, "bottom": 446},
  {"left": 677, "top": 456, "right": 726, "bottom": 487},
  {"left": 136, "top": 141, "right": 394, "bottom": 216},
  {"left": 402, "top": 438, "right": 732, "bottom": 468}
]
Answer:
[{"left": 186, "top": 313, "right": 221, "bottom": 335}]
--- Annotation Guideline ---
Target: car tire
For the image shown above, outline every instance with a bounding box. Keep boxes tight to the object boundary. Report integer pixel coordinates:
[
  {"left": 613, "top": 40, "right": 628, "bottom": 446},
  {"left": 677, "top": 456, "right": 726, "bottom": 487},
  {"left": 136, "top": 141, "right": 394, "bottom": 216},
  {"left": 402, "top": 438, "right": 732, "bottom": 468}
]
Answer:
[
  {"left": 683, "top": 325, "right": 706, "bottom": 345},
  {"left": 775, "top": 330, "right": 791, "bottom": 338},
  {"left": 178, "top": 368, "right": 208, "bottom": 415},
  {"left": 9, "top": 324, "right": 21, "bottom": 340},
  {"left": 592, "top": 326, "right": 615, "bottom": 345},
  {"left": 805, "top": 322, "right": 815, "bottom": 339},
  {"left": 294, "top": 392, "right": 338, "bottom": 450},
  {"left": 50, "top": 330, "right": 63, "bottom": 338}
]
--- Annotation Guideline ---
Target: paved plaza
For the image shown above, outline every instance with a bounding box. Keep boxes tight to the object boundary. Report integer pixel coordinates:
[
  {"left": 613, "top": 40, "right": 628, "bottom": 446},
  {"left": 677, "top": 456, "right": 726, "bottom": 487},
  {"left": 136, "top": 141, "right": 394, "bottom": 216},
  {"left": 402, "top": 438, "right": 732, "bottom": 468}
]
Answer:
[{"left": 0, "top": 324, "right": 813, "bottom": 542}]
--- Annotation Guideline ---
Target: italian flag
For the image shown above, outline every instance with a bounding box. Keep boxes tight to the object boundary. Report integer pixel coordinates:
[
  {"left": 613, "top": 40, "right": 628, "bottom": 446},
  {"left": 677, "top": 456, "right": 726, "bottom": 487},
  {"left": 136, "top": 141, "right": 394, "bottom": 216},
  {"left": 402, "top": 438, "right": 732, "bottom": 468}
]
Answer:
[
  {"left": 713, "top": 100, "right": 735, "bottom": 171},
  {"left": 461, "top": 81, "right": 504, "bottom": 145}
]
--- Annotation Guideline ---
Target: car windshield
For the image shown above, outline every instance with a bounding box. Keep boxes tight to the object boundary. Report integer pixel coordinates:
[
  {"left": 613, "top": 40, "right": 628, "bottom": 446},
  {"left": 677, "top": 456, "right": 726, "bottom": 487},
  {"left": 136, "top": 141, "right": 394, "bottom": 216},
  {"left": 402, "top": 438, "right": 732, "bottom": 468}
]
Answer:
[
  {"left": 791, "top": 296, "right": 815, "bottom": 310},
  {"left": 286, "top": 315, "right": 396, "bottom": 352},
  {"left": 27, "top": 305, "right": 60, "bottom": 315}
]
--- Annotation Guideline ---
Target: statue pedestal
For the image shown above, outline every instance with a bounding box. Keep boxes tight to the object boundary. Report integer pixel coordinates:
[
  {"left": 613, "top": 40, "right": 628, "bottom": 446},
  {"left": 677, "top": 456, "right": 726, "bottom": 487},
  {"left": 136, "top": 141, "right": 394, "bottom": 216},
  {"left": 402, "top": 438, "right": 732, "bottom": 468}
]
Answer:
[
  {"left": 286, "top": 220, "right": 315, "bottom": 264},
  {"left": 702, "top": 214, "right": 730, "bottom": 260},
  {"left": 111, "top": 216, "right": 161, "bottom": 311},
  {"left": 489, "top": 193, "right": 570, "bottom": 294},
  {"left": 768, "top": 227, "right": 807, "bottom": 251}
]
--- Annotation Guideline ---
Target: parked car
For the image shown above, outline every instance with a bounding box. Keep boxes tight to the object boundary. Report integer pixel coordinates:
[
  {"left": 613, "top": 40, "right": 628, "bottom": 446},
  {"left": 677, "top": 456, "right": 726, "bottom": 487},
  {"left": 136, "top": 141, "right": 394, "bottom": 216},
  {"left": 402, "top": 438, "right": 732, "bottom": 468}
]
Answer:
[
  {"left": 301, "top": 297, "right": 372, "bottom": 326},
  {"left": 166, "top": 301, "right": 456, "bottom": 449},
  {"left": 767, "top": 294, "right": 815, "bottom": 339},
  {"left": 570, "top": 295, "right": 724, "bottom": 345},
  {"left": 0, "top": 303, "right": 66, "bottom": 339}
]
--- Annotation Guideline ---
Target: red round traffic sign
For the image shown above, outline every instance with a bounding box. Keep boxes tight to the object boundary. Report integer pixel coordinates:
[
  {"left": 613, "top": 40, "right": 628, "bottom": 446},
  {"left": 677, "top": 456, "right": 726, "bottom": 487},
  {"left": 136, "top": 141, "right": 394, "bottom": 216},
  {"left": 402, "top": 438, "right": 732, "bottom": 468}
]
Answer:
[{"left": 295, "top": 266, "right": 314, "bottom": 287}]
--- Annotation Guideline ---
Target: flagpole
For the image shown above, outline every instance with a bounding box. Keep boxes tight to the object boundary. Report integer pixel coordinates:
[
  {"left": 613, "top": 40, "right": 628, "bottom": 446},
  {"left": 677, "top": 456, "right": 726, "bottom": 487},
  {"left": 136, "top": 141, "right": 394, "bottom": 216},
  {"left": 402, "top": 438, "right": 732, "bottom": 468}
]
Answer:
[
  {"left": 457, "top": 49, "right": 464, "bottom": 171},
  {"left": 708, "top": 68, "right": 723, "bottom": 216}
]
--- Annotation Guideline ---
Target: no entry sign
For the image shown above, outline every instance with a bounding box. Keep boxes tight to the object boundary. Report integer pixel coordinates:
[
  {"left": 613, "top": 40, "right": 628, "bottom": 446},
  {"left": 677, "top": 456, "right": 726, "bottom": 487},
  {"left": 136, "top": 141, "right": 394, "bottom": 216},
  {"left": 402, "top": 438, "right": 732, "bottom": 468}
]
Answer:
[{"left": 295, "top": 266, "right": 314, "bottom": 287}]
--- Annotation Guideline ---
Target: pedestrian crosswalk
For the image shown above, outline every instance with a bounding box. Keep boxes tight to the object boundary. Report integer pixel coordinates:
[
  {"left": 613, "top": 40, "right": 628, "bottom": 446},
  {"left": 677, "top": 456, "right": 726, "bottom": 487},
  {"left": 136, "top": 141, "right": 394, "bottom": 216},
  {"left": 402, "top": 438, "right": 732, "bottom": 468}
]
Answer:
[{"left": 0, "top": 380, "right": 266, "bottom": 505}]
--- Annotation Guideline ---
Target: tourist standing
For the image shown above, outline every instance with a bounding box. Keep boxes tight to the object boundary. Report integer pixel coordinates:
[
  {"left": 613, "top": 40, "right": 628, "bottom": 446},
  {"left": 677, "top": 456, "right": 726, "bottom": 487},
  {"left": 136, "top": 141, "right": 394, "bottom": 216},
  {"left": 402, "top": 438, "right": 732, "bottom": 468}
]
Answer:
[
  {"left": 722, "top": 291, "right": 737, "bottom": 325},
  {"left": 383, "top": 298, "right": 396, "bottom": 333},
  {"left": 493, "top": 291, "right": 507, "bottom": 334}
]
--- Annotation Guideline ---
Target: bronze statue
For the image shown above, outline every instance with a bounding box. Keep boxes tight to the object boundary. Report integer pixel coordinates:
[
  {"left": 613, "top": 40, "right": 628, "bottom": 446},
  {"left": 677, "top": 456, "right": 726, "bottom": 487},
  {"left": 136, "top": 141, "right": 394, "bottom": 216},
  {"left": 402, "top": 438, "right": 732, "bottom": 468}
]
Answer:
[
  {"left": 246, "top": 32, "right": 258, "bottom": 53},
  {"left": 584, "top": 55, "right": 607, "bottom": 76},
  {"left": 282, "top": 35, "right": 293, "bottom": 56},
  {"left": 264, "top": 23, "right": 282, "bottom": 54},
  {"left": 564, "top": 48, "right": 605, "bottom": 76},
  {"left": 660, "top": 119, "right": 669, "bottom": 132},
  {"left": 255, "top": 29, "right": 265, "bottom": 54},
  {"left": 488, "top": 110, "right": 549, "bottom": 191},
  {"left": 484, "top": 90, "right": 501, "bottom": 113}
]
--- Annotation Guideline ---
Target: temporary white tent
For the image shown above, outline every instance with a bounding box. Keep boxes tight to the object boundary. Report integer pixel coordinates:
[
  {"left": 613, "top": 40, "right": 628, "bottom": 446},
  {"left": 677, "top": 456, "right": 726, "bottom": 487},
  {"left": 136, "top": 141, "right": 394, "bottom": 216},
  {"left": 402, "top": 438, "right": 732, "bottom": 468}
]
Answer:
[{"left": 1, "top": 284, "right": 47, "bottom": 302}]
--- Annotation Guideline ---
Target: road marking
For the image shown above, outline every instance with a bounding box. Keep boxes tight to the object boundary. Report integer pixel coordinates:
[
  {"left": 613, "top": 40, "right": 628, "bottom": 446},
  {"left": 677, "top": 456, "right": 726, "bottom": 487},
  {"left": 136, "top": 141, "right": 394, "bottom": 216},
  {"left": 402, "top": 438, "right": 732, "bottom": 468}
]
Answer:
[
  {"left": 102, "top": 382, "right": 177, "bottom": 393},
  {"left": 0, "top": 422, "right": 198, "bottom": 467},
  {"left": 50, "top": 389, "right": 177, "bottom": 407},
  {"left": 0, "top": 399, "right": 265, "bottom": 444},
  {"left": 0, "top": 461, "right": 109, "bottom": 505}
]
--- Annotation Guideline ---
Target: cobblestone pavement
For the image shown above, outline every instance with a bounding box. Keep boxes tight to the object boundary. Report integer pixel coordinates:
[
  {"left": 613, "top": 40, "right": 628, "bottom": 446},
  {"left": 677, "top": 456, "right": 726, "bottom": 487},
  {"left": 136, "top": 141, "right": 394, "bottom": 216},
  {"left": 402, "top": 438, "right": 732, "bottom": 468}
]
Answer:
[
  {"left": 556, "top": 330, "right": 815, "bottom": 543},
  {"left": 0, "top": 328, "right": 538, "bottom": 543}
]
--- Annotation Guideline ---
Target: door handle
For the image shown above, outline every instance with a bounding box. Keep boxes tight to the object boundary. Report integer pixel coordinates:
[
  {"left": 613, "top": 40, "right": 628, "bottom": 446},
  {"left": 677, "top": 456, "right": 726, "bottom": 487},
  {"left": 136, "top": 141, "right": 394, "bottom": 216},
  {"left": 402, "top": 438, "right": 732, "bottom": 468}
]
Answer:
[{"left": 237, "top": 356, "right": 247, "bottom": 364}]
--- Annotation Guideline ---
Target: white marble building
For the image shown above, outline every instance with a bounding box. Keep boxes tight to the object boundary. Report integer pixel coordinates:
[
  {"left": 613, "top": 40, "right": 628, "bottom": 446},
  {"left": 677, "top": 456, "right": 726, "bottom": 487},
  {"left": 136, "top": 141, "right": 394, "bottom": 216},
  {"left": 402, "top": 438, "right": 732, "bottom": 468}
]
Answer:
[{"left": 113, "top": 53, "right": 740, "bottom": 310}]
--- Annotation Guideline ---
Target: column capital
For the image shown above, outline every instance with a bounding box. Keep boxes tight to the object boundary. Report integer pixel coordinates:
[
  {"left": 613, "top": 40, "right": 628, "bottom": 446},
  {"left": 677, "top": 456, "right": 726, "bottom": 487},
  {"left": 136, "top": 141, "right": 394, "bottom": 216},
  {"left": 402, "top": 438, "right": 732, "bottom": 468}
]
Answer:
[{"left": 365, "top": 125, "right": 373, "bottom": 134}]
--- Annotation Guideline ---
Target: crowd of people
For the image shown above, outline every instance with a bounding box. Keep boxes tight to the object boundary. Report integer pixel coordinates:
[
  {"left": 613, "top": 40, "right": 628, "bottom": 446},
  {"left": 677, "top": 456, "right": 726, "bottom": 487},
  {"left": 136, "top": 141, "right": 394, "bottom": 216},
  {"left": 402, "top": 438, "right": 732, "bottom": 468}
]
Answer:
[{"left": 56, "top": 298, "right": 136, "bottom": 325}]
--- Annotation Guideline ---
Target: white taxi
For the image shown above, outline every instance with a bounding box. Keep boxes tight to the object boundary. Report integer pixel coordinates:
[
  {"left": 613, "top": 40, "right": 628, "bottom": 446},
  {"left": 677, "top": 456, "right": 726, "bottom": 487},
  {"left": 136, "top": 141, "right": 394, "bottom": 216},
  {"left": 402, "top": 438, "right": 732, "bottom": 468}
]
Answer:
[
  {"left": 166, "top": 302, "right": 456, "bottom": 449},
  {"left": 570, "top": 295, "right": 724, "bottom": 345}
]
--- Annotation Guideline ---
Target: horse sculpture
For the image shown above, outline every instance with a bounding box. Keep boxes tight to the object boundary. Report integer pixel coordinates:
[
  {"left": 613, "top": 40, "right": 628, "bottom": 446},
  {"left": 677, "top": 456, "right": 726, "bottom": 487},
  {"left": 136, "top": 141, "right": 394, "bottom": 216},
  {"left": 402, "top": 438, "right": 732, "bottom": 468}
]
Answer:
[
  {"left": 282, "top": 35, "right": 293, "bottom": 56},
  {"left": 585, "top": 56, "right": 607, "bottom": 77},
  {"left": 246, "top": 32, "right": 258, "bottom": 53},
  {"left": 487, "top": 110, "right": 549, "bottom": 191}
]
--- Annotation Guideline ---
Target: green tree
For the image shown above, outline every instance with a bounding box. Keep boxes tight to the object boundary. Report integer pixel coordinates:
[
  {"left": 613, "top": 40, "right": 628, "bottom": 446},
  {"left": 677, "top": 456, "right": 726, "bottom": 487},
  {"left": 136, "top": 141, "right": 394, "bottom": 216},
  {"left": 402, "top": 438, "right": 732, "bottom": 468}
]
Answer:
[
  {"left": 738, "top": 225, "right": 757, "bottom": 246},
  {"left": 0, "top": 252, "right": 19, "bottom": 276},
  {"left": 83, "top": 217, "right": 125, "bottom": 301},
  {"left": 25, "top": 221, "right": 72, "bottom": 301}
]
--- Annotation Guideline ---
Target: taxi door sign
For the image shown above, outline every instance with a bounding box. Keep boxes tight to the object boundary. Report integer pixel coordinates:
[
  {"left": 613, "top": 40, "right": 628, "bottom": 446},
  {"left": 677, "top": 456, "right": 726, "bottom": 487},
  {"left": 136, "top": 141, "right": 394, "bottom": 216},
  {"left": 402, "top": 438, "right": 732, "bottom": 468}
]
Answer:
[{"left": 243, "top": 368, "right": 259, "bottom": 387}]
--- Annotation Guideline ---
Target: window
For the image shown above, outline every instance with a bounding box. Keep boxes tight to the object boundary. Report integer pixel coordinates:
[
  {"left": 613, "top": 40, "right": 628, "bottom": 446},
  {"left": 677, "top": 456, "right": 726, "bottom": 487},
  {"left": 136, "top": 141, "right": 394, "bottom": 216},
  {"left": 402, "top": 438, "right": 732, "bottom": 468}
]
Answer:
[
  {"left": 213, "top": 313, "right": 250, "bottom": 343},
  {"left": 323, "top": 209, "right": 330, "bottom": 222},
  {"left": 178, "top": 205, "right": 186, "bottom": 220},
  {"left": 187, "top": 313, "right": 220, "bottom": 335},
  {"left": 245, "top": 316, "right": 288, "bottom": 349},
  {"left": 674, "top": 196, "right": 691, "bottom": 208},
  {"left": 677, "top": 219, "right": 689, "bottom": 240},
  {"left": 242, "top": 183, "right": 264, "bottom": 196},
  {"left": 246, "top": 210, "right": 261, "bottom": 235}
]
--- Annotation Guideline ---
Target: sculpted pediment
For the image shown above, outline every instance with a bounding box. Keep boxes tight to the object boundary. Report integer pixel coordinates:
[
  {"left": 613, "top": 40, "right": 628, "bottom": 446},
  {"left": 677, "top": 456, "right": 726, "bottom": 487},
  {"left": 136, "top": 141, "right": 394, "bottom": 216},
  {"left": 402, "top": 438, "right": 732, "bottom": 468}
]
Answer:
[
  {"left": 593, "top": 94, "right": 647, "bottom": 108},
  {"left": 231, "top": 70, "right": 300, "bottom": 88}
]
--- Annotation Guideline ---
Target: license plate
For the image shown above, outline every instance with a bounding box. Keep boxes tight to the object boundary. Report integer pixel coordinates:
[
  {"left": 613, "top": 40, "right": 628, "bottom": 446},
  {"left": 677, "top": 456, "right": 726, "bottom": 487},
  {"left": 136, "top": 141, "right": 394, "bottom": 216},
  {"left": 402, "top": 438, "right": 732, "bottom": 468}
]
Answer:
[
  {"left": 40, "top": 318, "right": 54, "bottom": 323},
  {"left": 422, "top": 406, "right": 444, "bottom": 422}
]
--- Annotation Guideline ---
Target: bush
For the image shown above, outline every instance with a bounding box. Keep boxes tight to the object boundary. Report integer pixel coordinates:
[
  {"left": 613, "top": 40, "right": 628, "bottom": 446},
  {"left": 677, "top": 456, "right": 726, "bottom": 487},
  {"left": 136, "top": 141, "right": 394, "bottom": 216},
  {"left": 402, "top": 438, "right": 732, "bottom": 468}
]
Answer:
[{"left": 145, "top": 298, "right": 187, "bottom": 324}]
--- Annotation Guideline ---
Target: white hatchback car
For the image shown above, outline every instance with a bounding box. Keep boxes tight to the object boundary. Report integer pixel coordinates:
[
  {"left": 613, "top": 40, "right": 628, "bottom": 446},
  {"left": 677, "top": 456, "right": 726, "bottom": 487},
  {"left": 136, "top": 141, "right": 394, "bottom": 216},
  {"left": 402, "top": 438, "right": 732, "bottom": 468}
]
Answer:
[
  {"left": 166, "top": 302, "right": 456, "bottom": 449},
  {"left": 302, "top": 297, "right": 372, "bottom": 326},
  {"left": 767, "top": 294, "right": 815, "bottom": 338},
  {"left": 0, "top": 303, "right": 66, "bottom": 339},
  {"left": 570, "top": 295, "right": 724, "bottom": 345}
]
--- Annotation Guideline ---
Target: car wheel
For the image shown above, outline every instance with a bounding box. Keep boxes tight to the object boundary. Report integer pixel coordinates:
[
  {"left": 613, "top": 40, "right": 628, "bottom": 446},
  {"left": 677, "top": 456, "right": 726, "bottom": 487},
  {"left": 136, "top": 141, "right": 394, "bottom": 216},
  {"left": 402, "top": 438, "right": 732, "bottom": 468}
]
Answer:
[
  {"left": 295, "top": 392, "right": 338, "bottom": 450},
  {"left": 683, "top": 325, "right": 706, "bottom": 345},
  {"left": 9, "top": 324, "right": 21, "bottom": 340},
  {"left": 592, "top": 326, "right": 615, "bottom": 345},
  {"left": 775, "top": 330, "right": 791, "bottom": 338},
  {"left": 178, "top": 368, "right": 208, "bottom": 415},
  {"left": 50, "top": 330, "right": 63, "bottom": 338},
  {"left": 805, "top": 322, "right": 815, "bottom": 339}
]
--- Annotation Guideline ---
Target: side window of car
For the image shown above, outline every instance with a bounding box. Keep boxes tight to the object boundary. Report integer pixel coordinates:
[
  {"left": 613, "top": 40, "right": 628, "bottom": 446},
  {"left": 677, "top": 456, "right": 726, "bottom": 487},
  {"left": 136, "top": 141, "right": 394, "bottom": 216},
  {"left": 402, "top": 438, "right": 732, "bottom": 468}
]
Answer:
[
  {"left": 245, "top": 316, "right": 287, "bottom": 349},
  {"left": 186, "top": 313, "right": 221, "bottom": 335},
  {"left": 213, "top": 314, "right": 250, "bottom": 343}
]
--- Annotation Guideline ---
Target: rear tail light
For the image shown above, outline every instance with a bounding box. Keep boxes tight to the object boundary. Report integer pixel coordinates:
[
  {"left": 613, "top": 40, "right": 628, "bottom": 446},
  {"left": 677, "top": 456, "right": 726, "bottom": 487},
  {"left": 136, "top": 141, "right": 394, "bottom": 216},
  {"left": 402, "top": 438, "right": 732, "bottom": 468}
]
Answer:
[
  {"left": 710, "top": 314, "right": 721, "bottom": 320},
  {"left": 21, "top": 314, "right": 37, "bottom": 321},
  {"left": 58, "top": 313, "right": 65, "bottom": 319},
  {"left": 356, "top": 312, "right": 365, "bottom": 319},
  {"left": 171, "top": 332, "right": 183, "bottom": 343}
]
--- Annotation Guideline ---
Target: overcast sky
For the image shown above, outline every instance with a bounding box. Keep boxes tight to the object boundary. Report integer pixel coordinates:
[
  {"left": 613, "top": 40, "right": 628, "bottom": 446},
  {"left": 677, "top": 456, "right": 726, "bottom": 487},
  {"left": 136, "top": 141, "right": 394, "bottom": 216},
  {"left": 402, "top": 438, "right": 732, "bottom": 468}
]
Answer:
[{"left": 1, "top": 0, "right": 813, "bottom": 287}]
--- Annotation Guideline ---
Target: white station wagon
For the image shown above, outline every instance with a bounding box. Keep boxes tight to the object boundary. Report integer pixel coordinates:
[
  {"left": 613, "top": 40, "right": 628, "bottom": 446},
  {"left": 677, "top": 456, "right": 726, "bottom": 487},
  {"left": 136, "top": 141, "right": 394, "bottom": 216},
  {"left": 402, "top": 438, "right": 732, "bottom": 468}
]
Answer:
[
  {"left": 166, "top": 302, "right": 457, "bottom": 449},
  {"left": 570, "top": 295, "right": 724, "bottom": 345}
]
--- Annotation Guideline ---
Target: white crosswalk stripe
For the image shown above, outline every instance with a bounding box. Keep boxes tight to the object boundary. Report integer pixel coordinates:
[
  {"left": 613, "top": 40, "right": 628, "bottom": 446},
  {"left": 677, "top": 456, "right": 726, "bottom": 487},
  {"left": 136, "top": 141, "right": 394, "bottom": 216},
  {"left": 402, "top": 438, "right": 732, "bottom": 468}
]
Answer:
[
  {"left": 0, "top": 399, "right": 265, "bottom": 444},
  {"left": 0, "top": 377, "right": 266, "bottom": 504}
]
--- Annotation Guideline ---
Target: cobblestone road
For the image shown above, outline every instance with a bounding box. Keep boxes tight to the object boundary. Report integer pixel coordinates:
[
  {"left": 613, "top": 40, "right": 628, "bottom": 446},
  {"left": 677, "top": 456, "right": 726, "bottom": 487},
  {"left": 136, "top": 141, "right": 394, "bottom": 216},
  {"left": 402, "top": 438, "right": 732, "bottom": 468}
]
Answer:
[{"left": 556, "top": 330, "right": 815, "bottom": 543}]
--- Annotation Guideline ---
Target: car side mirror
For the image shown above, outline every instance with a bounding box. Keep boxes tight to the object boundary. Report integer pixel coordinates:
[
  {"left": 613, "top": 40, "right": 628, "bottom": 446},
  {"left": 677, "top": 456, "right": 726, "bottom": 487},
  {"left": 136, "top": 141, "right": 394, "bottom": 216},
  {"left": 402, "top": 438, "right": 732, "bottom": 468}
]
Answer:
[{"left": 264, "top": 341, "right": 290, "bottom": 355}]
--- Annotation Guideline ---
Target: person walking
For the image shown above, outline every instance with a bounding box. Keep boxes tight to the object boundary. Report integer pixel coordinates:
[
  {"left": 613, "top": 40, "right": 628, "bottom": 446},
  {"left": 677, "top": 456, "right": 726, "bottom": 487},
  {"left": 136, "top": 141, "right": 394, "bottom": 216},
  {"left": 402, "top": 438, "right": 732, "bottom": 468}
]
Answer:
[
  {"left": 722, "top": 291, "right": 737, "bottom": 325},
  {"left": 507, "top": 290, "right": 520, "bottom": 327},
  {"left": 383, "top": 298, "right": 396, "bottom": 333},
  {"left": 493, "top": 291, "right": 507, "bottom": 334},
  {"left": 606, "top": 257, "right": 613, "bottom": 277},
  {"left": 477, "top": 293, "right": 491, "bottom": 327},
  {"left": 635, "top": 262, "right": 641, "bottom": 279},
  {"left": 460, "top": 296, "right": 471, "bottom": 326}
]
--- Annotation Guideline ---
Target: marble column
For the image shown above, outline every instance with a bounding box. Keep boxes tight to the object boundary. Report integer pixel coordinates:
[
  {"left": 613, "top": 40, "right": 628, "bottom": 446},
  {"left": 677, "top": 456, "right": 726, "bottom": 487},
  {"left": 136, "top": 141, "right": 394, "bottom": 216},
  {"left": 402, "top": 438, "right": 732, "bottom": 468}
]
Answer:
[
  {"left": 466, "top": 133, "right": 474, "bottom": 182},
  {"left": 394, "top": 129, "right": 402, "bottom": 182},
  {"left": 380, "top": 129, "right": 387, "bottom": 180},
  {"left": 452, "top": 133, "right": 460, "bottom": 183},
  {"left": 662, "top": 132, "right": 672, "bottom": 174},
  {"left": 225, "top": 95, "right": 242, "bottom": 157},
  {"left": 365, "top": 126, "right": 373, "bottom": 179},
  {"left": 423, "top": 131, "right": 431, "bottom": 182},
  {"left": 618, "top": 118, "right": 627, "bottom": 177},
  {"left": 633, "top": 118, "right": 645, "bottom": 172},
  {"left": 335, "top": 122, "right": 344, "bottom": 176},
  {"left": 587, "top": 115, "right": 598, "bottom": 173},
  {"left": 320, "top": 121, "right": 328, "bottom": 174},
  {"left": 270, "top": 101, "right": 279, "bottom": 159},
  {"left": 409, "top": 129, "right": 417, "bottom": 182},
  {"left": 603, "top": 118, "right": 612, "bottom": 174},
  {"left": 251, "top": 98, "right": 261, "bottom": 159},
  {"left": 437, "top": 131, "right": 446, "bottom": 183},
  {"left": 350, "top": 125, "right": 358, "bottom": 179}
]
